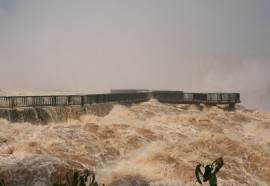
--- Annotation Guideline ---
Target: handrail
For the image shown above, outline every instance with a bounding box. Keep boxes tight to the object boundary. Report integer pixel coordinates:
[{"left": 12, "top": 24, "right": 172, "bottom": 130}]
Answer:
[
  {"left": 0, "top": 92, "right": 149, "bottom": 108},
  {"left": 0, "top": 91, "right": 240, "bottom": 108}
]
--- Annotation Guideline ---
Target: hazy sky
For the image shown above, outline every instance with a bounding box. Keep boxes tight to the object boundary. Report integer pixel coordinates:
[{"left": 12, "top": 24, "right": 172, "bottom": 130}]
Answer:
[{"left": 0, "top": 0, "right": 270, "bottom": 110}]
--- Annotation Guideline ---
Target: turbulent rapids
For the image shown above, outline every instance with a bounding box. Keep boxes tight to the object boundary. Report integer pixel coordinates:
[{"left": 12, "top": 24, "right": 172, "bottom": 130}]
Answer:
[{"left": 0, "top": 100, "right": 269, "bottom": 185}]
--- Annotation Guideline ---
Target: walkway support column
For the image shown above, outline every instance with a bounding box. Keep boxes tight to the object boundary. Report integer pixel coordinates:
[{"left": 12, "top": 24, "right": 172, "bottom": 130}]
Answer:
[
  {"left": 229, "top": 103, "right": 235, "bottom": 109},
  {"left": 81, "top": 96, "right": 85, "bottom": 106}
]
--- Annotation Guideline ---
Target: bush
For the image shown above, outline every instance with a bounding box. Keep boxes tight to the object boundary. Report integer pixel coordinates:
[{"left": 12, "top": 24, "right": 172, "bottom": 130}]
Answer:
[
  {"left": 194, "top": 157, "right": 223, "bottom": 186},
  {"left": 53, "top": 169, "right": 104, "bottom": 186}
]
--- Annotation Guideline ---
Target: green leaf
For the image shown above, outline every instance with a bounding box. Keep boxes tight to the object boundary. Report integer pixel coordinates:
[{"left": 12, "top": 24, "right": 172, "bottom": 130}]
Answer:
[
  {"left": 83, "top": 169, "right": 90, "bottom": 182},
  {"left": 203, "top": 165, "right": 212, "bottom": 182},
  {"left": 0, "top": 179, "right": 5, "bottom": 186},
  {"left": 209, "top": 173, "right": 217, "bottom": 186},
  {"left": 53, "top": 169, "right": 101, "bottom": 186},
  {"left": 195, "top": 164, "right": 203, "bottom": 185},
  {"left": 212, "top": 157, "right": 223, "bottom": 174},
  {"left": 66, "top": 170, "right": 72, "bottom": 185},
  {"left": 79, "top": 176, "right": 86, "bottom": 186},
  {"left": 89, "top": 172, "right": 96, "bottom": 186},
  {"left": 72, "top": 171, "right": 79, "bottom": 186}
]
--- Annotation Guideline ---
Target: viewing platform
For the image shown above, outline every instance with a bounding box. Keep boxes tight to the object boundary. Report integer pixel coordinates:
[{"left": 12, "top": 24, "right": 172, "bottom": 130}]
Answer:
[{"left": 0, "top": 90, "right": 240, "bottom": 109}]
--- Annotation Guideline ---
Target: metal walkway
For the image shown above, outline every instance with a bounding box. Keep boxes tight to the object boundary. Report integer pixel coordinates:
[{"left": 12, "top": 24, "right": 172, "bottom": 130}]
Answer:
[{"left": 0, "top": 91, "right": 240, "bottom": 108}]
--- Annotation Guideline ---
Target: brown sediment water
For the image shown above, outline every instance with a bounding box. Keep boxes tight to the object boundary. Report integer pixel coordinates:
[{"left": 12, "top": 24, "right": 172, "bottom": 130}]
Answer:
[{"left": 0, "top": 100, "right": 269, "bottom": 185}]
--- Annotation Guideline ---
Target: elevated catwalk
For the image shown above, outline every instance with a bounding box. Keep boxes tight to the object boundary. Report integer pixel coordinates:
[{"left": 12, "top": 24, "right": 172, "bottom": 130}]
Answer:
[{"left": 0, "top": 90, "right": 240, "bottom": 109}]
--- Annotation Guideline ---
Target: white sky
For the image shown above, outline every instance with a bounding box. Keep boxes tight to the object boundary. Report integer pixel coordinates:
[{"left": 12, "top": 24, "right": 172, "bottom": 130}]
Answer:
[{"left": 0, "top": 0, "right": 270, "bottom": 110}]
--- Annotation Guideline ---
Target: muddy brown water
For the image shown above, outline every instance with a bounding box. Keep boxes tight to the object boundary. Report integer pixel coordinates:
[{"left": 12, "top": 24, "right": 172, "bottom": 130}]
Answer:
[{"left": 0, "top": 100, "right": 269, "bottom": 185}]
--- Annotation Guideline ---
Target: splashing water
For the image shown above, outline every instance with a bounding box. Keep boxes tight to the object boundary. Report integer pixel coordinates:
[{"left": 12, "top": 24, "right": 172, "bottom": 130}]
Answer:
[{"left": 0, "top": 100, "right": 269, "bottom": 185}]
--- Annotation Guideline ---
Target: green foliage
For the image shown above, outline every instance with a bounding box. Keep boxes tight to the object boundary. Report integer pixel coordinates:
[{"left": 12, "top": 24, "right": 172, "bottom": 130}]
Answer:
[
  {"left": 0, "top": 177, "right": 5, "bottom": 186},
  {"left": 53, "top": 169, "right": 104, "bottom": 186},
  {"left": 194, "top": 157, "right": 223, "bottom": 186},
  {"left": 0, "top": 172, "right": 5, "bottom": 186}
]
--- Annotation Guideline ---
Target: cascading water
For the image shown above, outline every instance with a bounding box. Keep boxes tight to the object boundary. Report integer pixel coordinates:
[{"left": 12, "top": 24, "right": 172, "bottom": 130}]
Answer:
[{"left": 0, "top": 100, "right": 269, "bottom": 185}]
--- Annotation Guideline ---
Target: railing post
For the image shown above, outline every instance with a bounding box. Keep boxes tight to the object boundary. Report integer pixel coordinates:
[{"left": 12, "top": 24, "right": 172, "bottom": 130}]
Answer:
[
  {"left": 52, "top": 96, "right": 56, "bottom": 106},
  {"left": 229, "top": 103, "right": 235, "bottom": 109},
  {"left": 81, "top": 96, "right": 84, "bottom": 106},
  {"left": 10, "top": 97, "right": 15, "bottom": 108},
  {"left": 32, "top": 97, "right": 36, "bottom": 107}
]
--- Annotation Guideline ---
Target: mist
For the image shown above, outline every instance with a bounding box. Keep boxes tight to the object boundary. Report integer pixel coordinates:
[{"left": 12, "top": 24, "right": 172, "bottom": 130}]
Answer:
[{"left": 0, "top": 0, "right": 270, "bottom": 111}]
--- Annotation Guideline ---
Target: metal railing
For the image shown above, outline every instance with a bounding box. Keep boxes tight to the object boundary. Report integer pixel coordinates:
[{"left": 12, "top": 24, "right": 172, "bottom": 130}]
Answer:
[
  {"left": 152, "top": 92, "right": 240, "bottom": 104},
  {"left": 0, "top": 91, "right": 240, "bottom": 108},
  {"left": 0, "top": 92, "right": 149, "bottom": 108}
]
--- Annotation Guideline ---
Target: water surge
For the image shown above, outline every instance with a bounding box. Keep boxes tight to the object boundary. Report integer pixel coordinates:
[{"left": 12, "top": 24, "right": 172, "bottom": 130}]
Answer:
[{"left": 0, "top": 100, "right": 269, "bottom": 185}]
